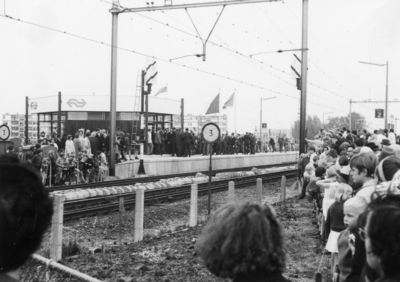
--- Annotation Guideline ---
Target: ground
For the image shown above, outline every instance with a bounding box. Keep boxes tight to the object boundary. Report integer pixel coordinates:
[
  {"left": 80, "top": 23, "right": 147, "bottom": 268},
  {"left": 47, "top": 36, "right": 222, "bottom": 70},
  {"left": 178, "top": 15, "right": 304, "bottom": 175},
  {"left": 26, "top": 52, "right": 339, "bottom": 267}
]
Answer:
[{"left": 39, "top": 179, "right": 331, "bottom": 282}]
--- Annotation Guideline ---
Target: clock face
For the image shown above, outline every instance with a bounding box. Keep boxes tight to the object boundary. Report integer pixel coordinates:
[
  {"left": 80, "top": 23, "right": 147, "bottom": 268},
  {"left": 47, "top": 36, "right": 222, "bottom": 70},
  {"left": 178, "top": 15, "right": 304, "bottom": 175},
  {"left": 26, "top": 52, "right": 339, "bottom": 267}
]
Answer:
[
  {"left": 202, "top": 123, "right": 220, "bottom": 143},
  {"left": 0, "top": 125, "right": 10, "bottom": 141}
]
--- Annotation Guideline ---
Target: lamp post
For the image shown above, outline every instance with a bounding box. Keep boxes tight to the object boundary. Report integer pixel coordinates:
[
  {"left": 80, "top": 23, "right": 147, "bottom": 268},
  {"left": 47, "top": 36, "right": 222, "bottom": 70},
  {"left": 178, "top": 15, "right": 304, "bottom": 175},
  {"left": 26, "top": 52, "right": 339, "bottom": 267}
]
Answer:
[
  {"left": 260, "top": 97, "right": 276, "bottom": 140},
  {"left": 322, "top": 111, "right": 333, "bottom": 126},
  {"left": 359, "top": 60, "right": 389, "bottom": 129}
]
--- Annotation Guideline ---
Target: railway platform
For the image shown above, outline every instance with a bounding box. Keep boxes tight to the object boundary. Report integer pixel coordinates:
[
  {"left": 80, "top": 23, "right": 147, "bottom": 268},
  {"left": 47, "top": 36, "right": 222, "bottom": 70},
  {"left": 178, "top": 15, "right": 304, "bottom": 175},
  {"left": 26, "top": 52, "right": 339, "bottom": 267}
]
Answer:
[{"left": 115, "top": 152, "right": 298, "bottom": 179}]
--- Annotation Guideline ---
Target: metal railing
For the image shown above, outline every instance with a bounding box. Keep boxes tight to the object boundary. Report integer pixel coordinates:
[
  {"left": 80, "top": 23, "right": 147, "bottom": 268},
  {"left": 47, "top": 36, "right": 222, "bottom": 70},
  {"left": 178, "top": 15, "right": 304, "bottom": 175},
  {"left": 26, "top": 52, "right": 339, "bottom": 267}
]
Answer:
[{"left": 19, "top": 254, "right": 103, "bottom": 282}]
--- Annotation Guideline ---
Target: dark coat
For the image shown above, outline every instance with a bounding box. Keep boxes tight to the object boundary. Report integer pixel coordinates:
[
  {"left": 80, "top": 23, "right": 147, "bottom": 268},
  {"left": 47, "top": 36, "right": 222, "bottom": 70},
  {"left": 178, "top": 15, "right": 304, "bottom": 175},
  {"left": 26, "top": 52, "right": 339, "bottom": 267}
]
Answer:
[
  {"left": 171, "top": 131, "right": 177, "bottom": 144},
  {"left": 103, "top": 135, "right": 110, "bottom": 150},
  {"left": 182, "top": 132, "right": 192, "bottom": 144},
  {"left": 176, "top": 131, "right": 183, "bottom": 147},
  {"left": 89, "top": 137, "right": 98, "bottom": 155}
]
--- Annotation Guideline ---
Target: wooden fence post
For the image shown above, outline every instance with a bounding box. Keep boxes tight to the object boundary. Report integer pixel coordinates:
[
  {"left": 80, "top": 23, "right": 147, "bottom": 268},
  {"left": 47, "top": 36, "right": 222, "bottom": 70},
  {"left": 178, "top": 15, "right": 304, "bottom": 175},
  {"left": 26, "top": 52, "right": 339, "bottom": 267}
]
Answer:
[
  {"left": 228, "top": 181, "right": 235, "bottom": 204},
  {"left": 119, "top": 197, "right": 125, "bottom": 245},
  {"left": 189, "top": 184, "right": 198, "bottom": 227},
  {"left": 50, "top": 194, "right": 65, "bottom": 261},
  {"left": 256, "top": 178, "right": 262, "bottom": 205},
  {"left": 280, "top": 176, "right": 286, "bottom": 201},
  {"left": 134, "top": 188, "right": 144, "bottom": 242}
]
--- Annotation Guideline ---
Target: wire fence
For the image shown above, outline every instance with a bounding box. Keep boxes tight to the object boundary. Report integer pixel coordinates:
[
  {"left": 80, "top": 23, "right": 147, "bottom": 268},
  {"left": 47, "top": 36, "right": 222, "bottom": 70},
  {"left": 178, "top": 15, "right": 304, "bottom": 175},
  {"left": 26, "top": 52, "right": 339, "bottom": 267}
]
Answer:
[{"left": 19, "top": 254, "right": 103, "bottom": 282}]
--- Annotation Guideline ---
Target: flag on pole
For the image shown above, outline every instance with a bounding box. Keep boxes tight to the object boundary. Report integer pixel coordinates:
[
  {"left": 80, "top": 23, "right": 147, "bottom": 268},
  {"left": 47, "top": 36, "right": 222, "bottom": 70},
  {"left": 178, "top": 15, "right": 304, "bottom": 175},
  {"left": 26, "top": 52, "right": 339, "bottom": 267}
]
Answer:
[
  {"left": 154, "top": 86, "right": 167, "bottom": 96},
  {"left": 222, "top": 91, "right": 235, "bottom": 109},
  {"left": 206, "top": 93, "right": 220, "bottom": 115}
]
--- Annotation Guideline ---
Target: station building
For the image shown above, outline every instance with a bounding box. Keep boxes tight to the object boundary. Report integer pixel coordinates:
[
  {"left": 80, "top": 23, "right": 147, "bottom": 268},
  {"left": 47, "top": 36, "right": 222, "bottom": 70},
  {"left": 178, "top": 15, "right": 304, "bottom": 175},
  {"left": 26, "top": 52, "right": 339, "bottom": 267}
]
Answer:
[{"left": 28, "top": 94, "right": 181, "bottom": 139}]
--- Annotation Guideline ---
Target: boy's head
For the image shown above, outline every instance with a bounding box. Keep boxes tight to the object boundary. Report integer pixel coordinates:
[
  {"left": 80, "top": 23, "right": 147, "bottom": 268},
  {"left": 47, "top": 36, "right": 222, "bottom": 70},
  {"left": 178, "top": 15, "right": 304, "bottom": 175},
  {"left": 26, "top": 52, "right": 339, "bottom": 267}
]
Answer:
[
  {"left": 338, "top": 155, "right": 349, "bottom": 167},
  {"left": 349, "top": 153, "right": 378, "bottom": 184},
  {"left": 343, "top": 197, "right": 367, "bottom": 231},
  {"left": 305, "top": 163, "right": 315, "bottom": 173},
  {"left": 315, "top": 167, "right": 326, "bottom": 178}
]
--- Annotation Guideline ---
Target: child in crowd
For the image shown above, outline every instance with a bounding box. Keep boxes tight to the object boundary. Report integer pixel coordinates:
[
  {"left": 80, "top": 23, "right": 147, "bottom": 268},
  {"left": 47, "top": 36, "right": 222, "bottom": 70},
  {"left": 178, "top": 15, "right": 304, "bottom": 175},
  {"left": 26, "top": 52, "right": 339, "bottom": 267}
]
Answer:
[
  {"left": 349, "top": 153, "right": 378, "bottom": 202},
  {"left": 55, "top": 151, "right": 66, "bottom": 185},
  {"left": 317, "top": 167, "right": 339, "bottom": 240},
  {"left": 338, "top": 156, "right": 350, "bottom": 184},
  {"left": 302, "top": 163, "right": 315, "bottom": 199},
  {"left": 375, "top": 156, "right": 400, "bottom": 196},
  {"left": 335, "top": 197, "right": 368, "bottom": 282},
  {"left": 307, "top": 166, "right": 326, "bottom": 214},
  {"left": 325, "top": 183, "right": 353, "bottom": 279}
]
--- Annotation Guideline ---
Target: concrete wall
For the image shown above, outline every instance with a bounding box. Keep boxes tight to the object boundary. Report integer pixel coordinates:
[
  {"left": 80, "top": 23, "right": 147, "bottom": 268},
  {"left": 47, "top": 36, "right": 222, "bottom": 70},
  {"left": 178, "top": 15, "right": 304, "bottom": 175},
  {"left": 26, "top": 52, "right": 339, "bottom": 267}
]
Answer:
[{"left": 115, "top": 152, "right": 298, "bottom": 179}]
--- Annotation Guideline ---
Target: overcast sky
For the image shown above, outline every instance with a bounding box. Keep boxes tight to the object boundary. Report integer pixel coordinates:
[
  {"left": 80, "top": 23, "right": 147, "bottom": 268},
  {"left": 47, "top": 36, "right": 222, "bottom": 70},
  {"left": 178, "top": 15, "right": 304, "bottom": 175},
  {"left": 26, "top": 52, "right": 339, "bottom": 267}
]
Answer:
[{"left": 0, "top": 0, "right": 399, "bottom": 133}]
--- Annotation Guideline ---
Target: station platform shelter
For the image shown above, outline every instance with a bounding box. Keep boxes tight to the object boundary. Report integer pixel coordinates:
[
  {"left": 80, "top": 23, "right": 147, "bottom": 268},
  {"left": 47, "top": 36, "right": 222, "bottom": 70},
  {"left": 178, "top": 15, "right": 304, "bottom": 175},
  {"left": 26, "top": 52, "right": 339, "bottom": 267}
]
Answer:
[
  {"left": 114, "top": 151, "right": 298, "bottom": 179},
  {"left": 28, "top": 94, "right": 182, "bottom": 139}
]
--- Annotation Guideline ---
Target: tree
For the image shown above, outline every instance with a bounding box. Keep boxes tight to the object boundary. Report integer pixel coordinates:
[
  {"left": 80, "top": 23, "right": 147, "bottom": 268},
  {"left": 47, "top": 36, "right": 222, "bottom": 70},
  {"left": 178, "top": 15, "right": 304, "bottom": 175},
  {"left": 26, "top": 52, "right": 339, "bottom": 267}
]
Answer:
[
  {"left": 325, "top": 112, "right": 366, "bottom": 131},
  {"left": 291, "top": 115, "right": 323, "bottom": 140}
]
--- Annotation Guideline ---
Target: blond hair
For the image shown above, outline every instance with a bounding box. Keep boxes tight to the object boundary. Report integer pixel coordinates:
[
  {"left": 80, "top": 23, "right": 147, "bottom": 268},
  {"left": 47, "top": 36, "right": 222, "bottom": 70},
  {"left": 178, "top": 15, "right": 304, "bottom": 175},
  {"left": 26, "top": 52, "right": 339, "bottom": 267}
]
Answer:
[
  {"left": 344, "top": 197, "right": 367, "bottom": 214},
  {"left": 335, "top": 183, "right": 353, "bottom": 202}
]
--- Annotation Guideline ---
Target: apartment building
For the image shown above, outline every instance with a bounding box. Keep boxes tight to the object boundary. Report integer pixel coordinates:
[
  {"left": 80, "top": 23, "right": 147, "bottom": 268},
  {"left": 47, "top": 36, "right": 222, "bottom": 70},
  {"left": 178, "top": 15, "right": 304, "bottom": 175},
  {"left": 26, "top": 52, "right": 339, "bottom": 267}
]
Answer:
[
  {"left": 1, "top": 113, "right": 46, "bottom": 141},
  {"left": 173, "top": 114, "right": 228, "bottom": 133}
]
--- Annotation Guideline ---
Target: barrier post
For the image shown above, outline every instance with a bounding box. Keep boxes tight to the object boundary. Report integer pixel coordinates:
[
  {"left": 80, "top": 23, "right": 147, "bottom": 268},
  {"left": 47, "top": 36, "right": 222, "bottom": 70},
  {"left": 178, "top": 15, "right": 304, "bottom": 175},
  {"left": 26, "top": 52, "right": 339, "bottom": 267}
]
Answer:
[
  {"left": 137, "top": 144, "right": 146, "bottom": 176},
  {"left": 227, "top": 181, "right": 235, "bottom": 204},
  {"left": 50, "top": 195, "right": 65, "bottom": 261},
  {"left": 140, "top": 143, "right": 144, "bottom": 159},
  {"left": 189, "top": 184, "right": 198, "bottom": 227},
  {"left": 134, "top": 188, "right": 144, "bottom": 242},
  {"left": 118, "top": 197, "right": 125, "bottom": 245},
  {"left": 280, "top": 176, "right": 286, "bottom": 201},
  {"left": 256, "top": 178, "right": 262, "bottom": 205}
]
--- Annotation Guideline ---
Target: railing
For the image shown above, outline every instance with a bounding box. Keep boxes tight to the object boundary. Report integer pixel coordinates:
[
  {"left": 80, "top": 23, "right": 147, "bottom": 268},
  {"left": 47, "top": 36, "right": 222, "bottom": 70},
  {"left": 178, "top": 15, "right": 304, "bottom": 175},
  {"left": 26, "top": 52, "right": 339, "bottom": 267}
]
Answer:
[{"left": 19, "top": 254, "right": 103, "bottom": 282}]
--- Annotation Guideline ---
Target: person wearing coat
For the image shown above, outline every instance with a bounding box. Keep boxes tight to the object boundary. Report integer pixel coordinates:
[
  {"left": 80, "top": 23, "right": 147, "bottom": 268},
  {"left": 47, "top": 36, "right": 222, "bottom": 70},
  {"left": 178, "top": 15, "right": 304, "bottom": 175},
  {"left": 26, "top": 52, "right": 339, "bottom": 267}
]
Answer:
[
  {"left": 73, "top": 133, "right": 82, "bottom": 156},
  {"left": 176, "top": 129, "right": 183, "bottom": 157},
  {"left": 182, "top": 128, "right": 192, "bottom": 157},
  {"left": 170, "top": 128, "right": 177, "bottom": 156},
  {"left": 65, "top": 135, "right": 75, "bottom": 156},
  {"left": 83, "top": 132, "right": 92, "bottom": 155},
  {"left": 89, "top": 132, "right": 99, "bottom": 157}
]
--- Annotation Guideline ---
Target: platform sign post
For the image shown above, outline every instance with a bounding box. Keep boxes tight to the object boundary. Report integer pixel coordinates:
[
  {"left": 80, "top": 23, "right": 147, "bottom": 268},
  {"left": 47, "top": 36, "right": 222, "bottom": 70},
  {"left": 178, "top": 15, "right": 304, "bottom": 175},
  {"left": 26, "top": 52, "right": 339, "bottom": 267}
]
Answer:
[
  {"left": 202, "top": 122, "right": 220, "bottom": 215},
  {"left": 0, "top": 124, "right": 11, "bottom": 154}
]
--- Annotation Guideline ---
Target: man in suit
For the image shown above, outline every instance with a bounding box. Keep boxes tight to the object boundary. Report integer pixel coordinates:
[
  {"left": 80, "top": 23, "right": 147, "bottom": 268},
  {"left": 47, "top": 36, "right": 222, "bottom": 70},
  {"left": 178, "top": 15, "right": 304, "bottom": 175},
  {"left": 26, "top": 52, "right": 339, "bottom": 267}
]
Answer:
[
  {"left": 182, "top": 128, "right": 192, "bottom": 157},
  {"left": 244, "top": 132, "right": 250, "bottom": 154},
  {"left": 221, "top": 134, "right": 227, "bottom": 155},
  {"left": 176, "top": 128, "right": 183, "bottom": 157},
  {"left": 170, "top": 128, "right": 177, "bottom": 156}
]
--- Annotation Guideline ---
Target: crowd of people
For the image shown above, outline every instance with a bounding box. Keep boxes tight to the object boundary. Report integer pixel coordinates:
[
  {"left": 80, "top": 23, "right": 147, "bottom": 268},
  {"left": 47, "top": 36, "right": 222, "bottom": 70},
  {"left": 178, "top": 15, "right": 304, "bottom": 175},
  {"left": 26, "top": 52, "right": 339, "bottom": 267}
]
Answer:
[
  {"left": 297, "top": 127, "right": 400, "bottom": 282},
  {"left": 147, "top": 127, "right": 295, "bottom": 156}
]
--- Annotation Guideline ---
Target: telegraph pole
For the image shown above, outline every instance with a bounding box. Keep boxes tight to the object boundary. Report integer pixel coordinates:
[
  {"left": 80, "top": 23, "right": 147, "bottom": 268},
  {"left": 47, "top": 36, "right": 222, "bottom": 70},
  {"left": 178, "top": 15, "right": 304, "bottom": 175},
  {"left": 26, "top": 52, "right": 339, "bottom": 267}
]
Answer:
[
  {"left": 109, "top": 0, "right": 119, "bottom": 176},
  {"left": 299, "top": 0, "right": 308, "bottom": 154}
]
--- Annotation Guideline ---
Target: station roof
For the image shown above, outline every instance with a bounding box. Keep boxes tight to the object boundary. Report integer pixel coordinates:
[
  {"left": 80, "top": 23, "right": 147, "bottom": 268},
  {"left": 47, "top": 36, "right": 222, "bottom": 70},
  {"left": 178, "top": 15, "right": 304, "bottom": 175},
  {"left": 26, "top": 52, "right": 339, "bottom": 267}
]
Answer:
[{"left": 28, "top": 95, "right": 181, "bottom": 115}]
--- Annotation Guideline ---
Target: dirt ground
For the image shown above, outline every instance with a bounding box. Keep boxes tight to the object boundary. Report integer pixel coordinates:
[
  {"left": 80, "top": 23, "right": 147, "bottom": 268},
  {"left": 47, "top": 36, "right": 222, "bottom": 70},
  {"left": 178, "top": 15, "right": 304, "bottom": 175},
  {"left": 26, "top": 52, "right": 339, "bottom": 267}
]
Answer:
[{"left": 43, "top": 179, "right": 331, "bottom": 282}]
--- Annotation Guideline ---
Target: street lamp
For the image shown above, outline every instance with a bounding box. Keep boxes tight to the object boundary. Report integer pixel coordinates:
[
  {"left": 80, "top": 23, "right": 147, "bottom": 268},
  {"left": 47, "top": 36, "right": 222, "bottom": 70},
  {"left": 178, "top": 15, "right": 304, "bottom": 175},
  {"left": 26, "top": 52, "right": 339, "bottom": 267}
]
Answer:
[
  {"left": 323, "top": 111, "right": 333, "bottom": 125},
  {"left": 170, "top": 54, "right": 204, "bottom": 62},
  {"left": 359, "top": 60, "right": 389, "bottom": 129},
  {"left": 250, "top": 48, "right": 308, "bottom": 58},
  {"left": 260, "top": 97, "right": 277, "bottom": 139}
]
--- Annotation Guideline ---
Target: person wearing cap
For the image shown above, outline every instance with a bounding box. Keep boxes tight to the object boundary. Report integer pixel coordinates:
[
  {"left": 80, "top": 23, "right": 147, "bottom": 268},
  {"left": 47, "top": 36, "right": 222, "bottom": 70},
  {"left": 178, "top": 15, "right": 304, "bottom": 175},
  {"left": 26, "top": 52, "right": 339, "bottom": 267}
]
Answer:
[
  {"left": 31, "top": 149, "right": 43, "bottom": 173},
  {"left": 381, "top": 138, "right": 391, "bottom": 149}
]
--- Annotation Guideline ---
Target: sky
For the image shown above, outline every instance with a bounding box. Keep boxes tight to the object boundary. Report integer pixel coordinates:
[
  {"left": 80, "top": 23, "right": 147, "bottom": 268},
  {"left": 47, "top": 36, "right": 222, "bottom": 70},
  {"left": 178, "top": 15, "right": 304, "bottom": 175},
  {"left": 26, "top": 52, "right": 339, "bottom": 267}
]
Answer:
[{"left": 0, "top": 0, "right": 399, "bottom": 134}]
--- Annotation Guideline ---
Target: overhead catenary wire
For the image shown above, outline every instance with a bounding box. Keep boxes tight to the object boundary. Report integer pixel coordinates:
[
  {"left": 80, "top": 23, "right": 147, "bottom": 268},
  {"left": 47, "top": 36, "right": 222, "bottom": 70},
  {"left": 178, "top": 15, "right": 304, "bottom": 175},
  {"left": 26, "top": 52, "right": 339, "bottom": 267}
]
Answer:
[{"left": 0, "top": 13, "right": 348, "bottom": 115}]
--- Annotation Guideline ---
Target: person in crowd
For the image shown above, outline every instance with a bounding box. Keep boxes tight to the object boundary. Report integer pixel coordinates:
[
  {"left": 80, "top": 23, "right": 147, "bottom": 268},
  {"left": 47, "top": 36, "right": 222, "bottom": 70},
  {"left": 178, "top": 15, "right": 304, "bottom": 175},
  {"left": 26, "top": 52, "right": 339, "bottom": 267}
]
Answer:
[
  {"left": 123, "top": 133, "right": 131, "bottom": 160},
  {"left": 83, "top": 132, "right": 91, "bottom": 155},
  {"left": 40, "top": 137, "right": 49, "bottom": 146},
  {"left": 335, "top": 197, "right": 368, "bottom": 282},
  {"left": 25, "top": 146, "right": 35, "bottom": 164},
  {"left": 338, "top": 156, "right": 351, "bottom": 183},
  {"left": 16, "top": 146, "right": 24, "bottom": 161},
  {"left": 325, "top": 183, "right": 352, "bottom": 278},
  {"left": 73, "top": 133, "right": 81, "bottom": 156},
  {"left": 99, "top": 148, "right": 108, "bottom": 170},
  {"left": 55, "top": 151, "right": 66, "bottom": 185},
  {"left": 176, "top": 128, "right": 183, "bottom": 157},
  {"left": 317, "top": 167, "right": 340, "bottom": 240},
  {"left": 196, "top": 202, "right": 291, "bottom": 282},
  {"left": 307, "top": 166, "right": 326, "bottom": 214},
  {"left": 49, "top": 137, "right": 58, "bottom": 151},
  {"left": 0, "top": 155, "right": 53, "bottom": 281},
  {"left": 65, "top": 134, "right": 75, "bottom": 156},
  {"left": 349, "top": 153, "right": 378, "bottom": 202},
  {"left": 182, "top": 128, "right": 192, "bottom": 157},
  {"left": 88, "top": 132, "right": 98, "bottom": 158},
  {"left": 363, "top": 194, "right": 400, "bottom": 282},
  {"left": 301, "top": 163, "right": 315, "bottom": 199},
  {"left": 170, "top": 128, "right": 177, "bottom": 157},
  {"left": 374, "top": 156, "right": 400, "bottom": 196},
  {"left": 147, "top": 129, "right": 153, "bottom": 155},
  {"left": 103, "top": 129, "right": 110, "bottom": 155},
  {"left": 31, "top": 149, "right": 43, "bottom": 173}
]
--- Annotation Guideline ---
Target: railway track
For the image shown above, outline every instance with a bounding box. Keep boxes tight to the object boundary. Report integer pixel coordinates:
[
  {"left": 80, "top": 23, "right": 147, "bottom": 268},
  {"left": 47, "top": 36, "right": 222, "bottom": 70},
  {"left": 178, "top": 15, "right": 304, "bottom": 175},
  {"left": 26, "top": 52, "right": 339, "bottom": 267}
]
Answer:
[
  {"left": 63, "top": 168, "right": 298, "bottom": 221},
  {"left": 49, "top": 161, "right": 297, "bottom": 192}
]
